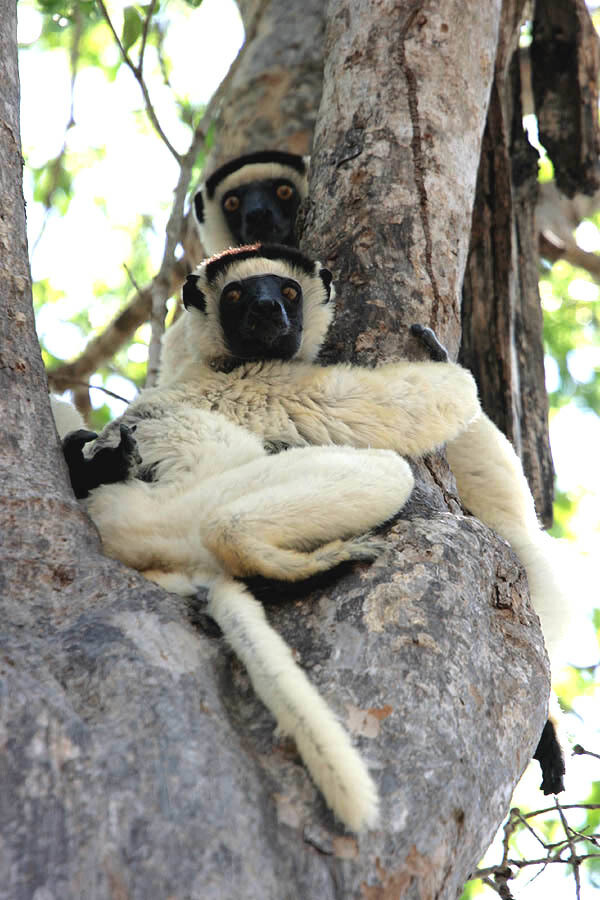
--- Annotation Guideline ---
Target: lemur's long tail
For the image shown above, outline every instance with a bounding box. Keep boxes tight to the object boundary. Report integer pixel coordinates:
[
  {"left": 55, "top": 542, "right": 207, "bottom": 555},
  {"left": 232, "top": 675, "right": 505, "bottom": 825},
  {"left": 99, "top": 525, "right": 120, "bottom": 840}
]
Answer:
[
  {"left": 446, "top": 413, "right": 576, "bottom": 672},
  {"left": 207, "top": 575, "right": 379, "bottom": 832}
]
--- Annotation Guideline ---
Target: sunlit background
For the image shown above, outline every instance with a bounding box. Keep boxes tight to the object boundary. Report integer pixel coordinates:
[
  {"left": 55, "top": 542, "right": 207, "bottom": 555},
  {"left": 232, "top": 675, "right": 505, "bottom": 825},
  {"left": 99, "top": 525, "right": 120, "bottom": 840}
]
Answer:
[{"left": 17, "top": 2, "right": 600, "bottom": 896}]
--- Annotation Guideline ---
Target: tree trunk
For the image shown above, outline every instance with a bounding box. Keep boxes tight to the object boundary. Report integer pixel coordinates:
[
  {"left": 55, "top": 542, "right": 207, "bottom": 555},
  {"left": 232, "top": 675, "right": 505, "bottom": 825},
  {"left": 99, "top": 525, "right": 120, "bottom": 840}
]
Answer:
[
  {"left": 296, "top": 1, "right": 550, "bottom": 895},
  {"left": 1, "top": 2, "right": 552, "bottom": 900},
  {"left": 461, "top": 0, "right": 555, "bottom": 526}
]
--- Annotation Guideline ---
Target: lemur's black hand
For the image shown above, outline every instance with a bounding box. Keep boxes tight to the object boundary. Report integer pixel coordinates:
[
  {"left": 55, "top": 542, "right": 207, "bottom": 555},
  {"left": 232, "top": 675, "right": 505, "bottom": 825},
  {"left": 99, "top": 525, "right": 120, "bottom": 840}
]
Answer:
[
  {"left": 62, "top": 423, "right": 141, "bottom": 499},
  {"left": 410, "top": 324, "right": 449, "bottom": 362}
]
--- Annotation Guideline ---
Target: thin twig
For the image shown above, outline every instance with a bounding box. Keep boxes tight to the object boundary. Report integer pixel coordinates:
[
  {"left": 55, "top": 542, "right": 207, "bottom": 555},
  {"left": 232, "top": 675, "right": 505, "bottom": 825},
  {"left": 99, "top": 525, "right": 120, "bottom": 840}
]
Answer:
[
  {"left": 145, "top": 123, "right": 207, "bottom": 386},
  {"left": 555, "top": 798, "right": 582, "bottom": 900},
  {"left": 521, "top": 803, "right": 600, "bottom": 818},
  {"left": 139, "top": 0, "right": 156, "bottom": 70},
  {"left": 573, "top": 745, "right": 600, "bottom": 761},
  {"left": 511, "top": 809, "right": 549, "bottom": 850},
  {"left": 56, "top": 380, "right": 133, "bottom": 404},
  {"left": 123, "top": 262, "right": 143, "bottom": 295},
  {"left": 96, "top": 0, "right": 181, "bottom": 163}
]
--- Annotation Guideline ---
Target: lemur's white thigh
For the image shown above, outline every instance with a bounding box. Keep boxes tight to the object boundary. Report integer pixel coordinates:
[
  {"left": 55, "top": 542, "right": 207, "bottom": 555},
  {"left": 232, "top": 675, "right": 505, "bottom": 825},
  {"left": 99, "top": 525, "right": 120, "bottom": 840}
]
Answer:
[{"left": 205, "top": 446, "right": 414, "bottom": 550}]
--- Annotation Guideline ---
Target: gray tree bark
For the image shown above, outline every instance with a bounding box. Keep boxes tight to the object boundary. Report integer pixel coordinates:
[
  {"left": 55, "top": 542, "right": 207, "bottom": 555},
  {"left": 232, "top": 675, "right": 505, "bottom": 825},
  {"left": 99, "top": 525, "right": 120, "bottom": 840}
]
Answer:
[
  {"left": 297, "top": 1, "right": 550, "bottom": 896},
  {"left": 462, "top": 0, "right": 600, "bottom": 528},
  {"left": 1, "top": 2, "right": 552, "bottom": 900}
]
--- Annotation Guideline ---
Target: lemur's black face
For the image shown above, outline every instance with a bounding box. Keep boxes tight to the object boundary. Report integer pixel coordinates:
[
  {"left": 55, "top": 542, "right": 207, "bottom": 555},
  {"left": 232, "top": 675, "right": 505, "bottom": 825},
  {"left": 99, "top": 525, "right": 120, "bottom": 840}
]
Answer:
[
  {"left": 221, "top": 180, "right": 301, "bottom": 246},
  {"left": 219, "top": 274, "right": 303, "bottom": 361}
]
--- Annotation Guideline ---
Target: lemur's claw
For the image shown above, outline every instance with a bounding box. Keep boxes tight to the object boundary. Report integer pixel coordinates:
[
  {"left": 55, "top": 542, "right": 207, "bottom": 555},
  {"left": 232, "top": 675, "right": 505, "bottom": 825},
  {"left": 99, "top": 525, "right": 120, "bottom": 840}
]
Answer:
[{"left": 411, "top": 324, "right": 449, "bottom": 362}]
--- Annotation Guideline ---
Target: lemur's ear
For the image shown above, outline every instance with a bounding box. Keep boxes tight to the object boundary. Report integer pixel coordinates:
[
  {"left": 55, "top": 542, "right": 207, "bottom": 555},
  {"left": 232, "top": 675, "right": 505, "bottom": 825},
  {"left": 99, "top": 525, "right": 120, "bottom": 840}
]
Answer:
[
  {"left": 193, "top": 189, "right": 205, "bottom": 224},
  {"left": 182, "top": 274, "right": 206, "bottom": 312},
  {"left": 318, "top": 267, "right": 333, "bottom": 302}
]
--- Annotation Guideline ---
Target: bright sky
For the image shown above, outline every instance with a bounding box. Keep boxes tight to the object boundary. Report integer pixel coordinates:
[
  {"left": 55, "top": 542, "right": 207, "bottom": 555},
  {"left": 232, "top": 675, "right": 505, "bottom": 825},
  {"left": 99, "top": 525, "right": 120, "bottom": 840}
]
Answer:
[{"left": 17, "top": 4, "right": 600, "bottom": 897}]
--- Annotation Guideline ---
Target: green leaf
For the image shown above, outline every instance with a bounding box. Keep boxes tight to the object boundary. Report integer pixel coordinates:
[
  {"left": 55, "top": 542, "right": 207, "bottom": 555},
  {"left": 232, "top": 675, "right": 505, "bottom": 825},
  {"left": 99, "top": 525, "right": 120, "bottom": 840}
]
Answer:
[{"left": 122, "top": 6, "right": 143, "bottom": 52}]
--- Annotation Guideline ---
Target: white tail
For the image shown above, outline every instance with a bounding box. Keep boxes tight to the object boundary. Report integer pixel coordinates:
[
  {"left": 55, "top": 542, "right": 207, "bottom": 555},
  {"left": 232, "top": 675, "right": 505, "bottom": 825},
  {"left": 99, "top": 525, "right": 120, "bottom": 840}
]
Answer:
[{"left": 207, "top": 576, "right": 379, "bottom": 832}]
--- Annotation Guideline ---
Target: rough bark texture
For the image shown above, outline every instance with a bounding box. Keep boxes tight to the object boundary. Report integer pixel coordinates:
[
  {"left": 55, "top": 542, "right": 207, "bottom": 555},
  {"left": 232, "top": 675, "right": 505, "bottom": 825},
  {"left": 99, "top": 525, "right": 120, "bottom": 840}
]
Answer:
[
  {"left": 209, "top": 1, "right": 325, "bottom": 165},
  {"left": 302, "top": 0, "right": 503, "bottom": 365},
  {"left": 461, "top": 0, "right": 555, "bottom": 527},
  {"left": 1, "top": 2, "right": 553, "bottom": 899},
  {"left": 296, "top": 1, "right": 550, "bottom": 896},
  {"left": 531, "top": 0, "right": 600, "bottom": 198}
]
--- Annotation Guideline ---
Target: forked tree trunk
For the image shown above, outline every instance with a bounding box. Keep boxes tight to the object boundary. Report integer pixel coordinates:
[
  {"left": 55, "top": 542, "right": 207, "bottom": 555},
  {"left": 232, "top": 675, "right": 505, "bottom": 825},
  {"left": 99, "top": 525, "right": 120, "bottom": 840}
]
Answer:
[{"left": 0, "top": 1, "right": 555, "bottom": 898}]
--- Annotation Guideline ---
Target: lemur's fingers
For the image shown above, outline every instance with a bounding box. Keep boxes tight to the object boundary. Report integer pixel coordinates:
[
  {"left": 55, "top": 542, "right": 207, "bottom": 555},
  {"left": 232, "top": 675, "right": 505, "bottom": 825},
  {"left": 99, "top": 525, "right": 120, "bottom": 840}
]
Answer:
[
  {"left": 66, "top": 423, "right": 142, "bottom": 499},
  {"left": 62, "top": 429, "right": 99, "bottom": 460},
  {"left": 410, "top": 323, "right": 449, "bottom": 362},
  {"left": 118, "top": 423, "right": 143, "bottom": 466}
]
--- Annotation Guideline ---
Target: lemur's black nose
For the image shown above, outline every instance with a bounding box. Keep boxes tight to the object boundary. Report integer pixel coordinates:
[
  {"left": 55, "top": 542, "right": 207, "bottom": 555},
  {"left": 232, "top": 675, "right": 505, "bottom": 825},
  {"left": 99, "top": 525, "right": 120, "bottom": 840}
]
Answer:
[
  {"left": 244, "top": 208, "right": 274, "bottom": 239},
  {"left": 248, "top": 297, "right": 288, "bottom": 326}
]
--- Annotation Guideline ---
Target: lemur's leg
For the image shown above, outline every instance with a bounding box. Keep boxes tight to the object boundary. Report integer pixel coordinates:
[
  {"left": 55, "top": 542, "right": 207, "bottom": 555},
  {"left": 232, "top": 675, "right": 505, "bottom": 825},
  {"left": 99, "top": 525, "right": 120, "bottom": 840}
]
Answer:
[
  {"left": 63, "top": 424, "right": 141, "bottom": 498},
  {"left": 204, "top": 447, "right": 414, "bottom": 580}
]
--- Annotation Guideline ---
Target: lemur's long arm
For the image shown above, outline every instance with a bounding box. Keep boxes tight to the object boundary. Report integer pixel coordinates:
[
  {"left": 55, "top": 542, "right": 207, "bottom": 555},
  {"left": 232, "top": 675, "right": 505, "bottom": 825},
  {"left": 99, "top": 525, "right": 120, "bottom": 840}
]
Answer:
[
  {"left": 446, "top": 414, "right": 573, "bottom": 670},
  {"left": 148, "top": 356, "right": 481, "bottom": 460},
  {"left": 208, "top": 576, "right": 379, "bottom": 832}
]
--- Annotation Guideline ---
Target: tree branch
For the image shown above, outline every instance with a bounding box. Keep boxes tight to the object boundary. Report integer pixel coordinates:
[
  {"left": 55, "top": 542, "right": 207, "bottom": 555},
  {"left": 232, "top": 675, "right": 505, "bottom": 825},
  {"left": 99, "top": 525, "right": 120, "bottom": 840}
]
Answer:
[
  {"left": 145, "top": 123, "right": 207, "bottom": 387},
  {"left": 96, "top": 0, "right": 181, "bottom": 163},
  {"left": 138, "top": 0, "right": 156, "bottom": 71},
  {"left": 539, "top": 231, "right": 600, "bottom": 279},
  {"left": 45, "top": 22, "right": 257, "bottom": 391}
]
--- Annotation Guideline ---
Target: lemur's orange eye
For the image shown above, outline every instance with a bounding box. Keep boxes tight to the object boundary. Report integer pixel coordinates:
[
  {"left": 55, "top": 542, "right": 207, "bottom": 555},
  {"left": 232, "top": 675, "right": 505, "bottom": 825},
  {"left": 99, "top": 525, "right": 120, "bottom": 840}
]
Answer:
[
  {"left": 276, "top": 184, "right": 294, "bottom": 201},
  {"left": 223, "top": 195, "right": 240, "bottom": 212},
  {"left": 282, "top": 285, "right": 298, "bottom": 301},
  {"left": 225, "top": 288, "right": 242, "bottom": 303}
]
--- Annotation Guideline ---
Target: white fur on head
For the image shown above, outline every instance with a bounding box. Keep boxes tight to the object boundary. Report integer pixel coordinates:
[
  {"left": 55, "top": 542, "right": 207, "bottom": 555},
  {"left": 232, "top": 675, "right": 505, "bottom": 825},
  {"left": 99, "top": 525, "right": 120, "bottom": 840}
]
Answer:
[
  {"left": 181, "top": 246, "right": 335, "bottom": 366},
  {"left": 194, "top": 159, "right": 309, "bottom": 256}
]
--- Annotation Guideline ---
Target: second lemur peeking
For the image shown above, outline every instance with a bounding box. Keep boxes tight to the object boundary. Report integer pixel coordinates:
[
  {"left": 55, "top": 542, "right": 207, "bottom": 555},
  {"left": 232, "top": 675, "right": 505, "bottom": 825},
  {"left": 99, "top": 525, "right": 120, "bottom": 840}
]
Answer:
[{"left": 193, "top": 150, "right": 309, "bottom": 253}]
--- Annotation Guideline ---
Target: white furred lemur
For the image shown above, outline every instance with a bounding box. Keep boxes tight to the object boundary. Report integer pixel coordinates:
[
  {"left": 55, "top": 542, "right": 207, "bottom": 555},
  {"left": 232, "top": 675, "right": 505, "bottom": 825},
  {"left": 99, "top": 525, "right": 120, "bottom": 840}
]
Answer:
[
  {"left": 75, "top": 245, "right": 482, "bottom": 831},
  {"left": 157, "top": 242, "right": 569, "bottom": 795}
]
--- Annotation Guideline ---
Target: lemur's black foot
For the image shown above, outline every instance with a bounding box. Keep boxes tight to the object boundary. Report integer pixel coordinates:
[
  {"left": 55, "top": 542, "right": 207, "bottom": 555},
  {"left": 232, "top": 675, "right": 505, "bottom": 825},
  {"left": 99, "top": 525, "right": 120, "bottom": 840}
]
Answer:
[
  {"left": 533, "top": 718, "right": 565, "bottom": 795},
  {"left": 410, "top": 323, "right": 449, "bottom": 362},
  {"left": 62, "top": 423, "right": 141, "bottom": 499}
]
